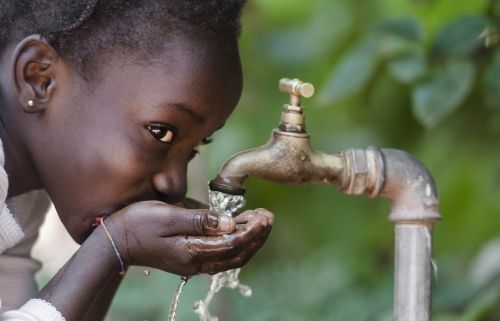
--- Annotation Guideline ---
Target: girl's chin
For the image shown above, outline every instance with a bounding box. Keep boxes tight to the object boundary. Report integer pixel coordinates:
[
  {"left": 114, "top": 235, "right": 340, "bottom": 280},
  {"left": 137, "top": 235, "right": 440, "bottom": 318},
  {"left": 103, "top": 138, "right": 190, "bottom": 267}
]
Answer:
[
  {"left": 69, "top": 229, "right": 89, "bottom": 245},
  {"left": 63, "top": 203, "right": 129, "bottom": 244},
  {"left": 67, "top": 217, "right": 101, "bottom": 245}
]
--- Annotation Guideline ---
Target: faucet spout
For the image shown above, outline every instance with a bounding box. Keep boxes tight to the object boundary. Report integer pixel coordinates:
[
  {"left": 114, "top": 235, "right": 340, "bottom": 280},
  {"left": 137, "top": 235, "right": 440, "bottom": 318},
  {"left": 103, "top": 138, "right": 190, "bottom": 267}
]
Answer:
[{"left": 209, "top": 130, "right": 346, "bottom": 195}]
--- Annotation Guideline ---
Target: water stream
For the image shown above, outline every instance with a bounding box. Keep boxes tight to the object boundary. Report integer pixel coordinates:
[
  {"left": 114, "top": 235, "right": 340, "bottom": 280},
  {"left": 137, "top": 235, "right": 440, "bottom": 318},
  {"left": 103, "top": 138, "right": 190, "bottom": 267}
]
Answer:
[
  {"left": 167, "top": 189, "right": 250, "bottom": 321},
  {"left": 193, "top": 190, "right": 251, "bottom": 321},
  {"left": 167, "top": 276, "right": 189, "bottom": 321}
]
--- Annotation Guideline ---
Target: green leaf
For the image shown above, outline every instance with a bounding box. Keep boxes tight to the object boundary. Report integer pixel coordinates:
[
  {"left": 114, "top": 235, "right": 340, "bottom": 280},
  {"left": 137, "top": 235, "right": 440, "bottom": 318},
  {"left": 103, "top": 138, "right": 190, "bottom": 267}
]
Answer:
[
  {"left": 482, "top": 50, "right": 500, "bottom": 109},
  {"left": 387, "top": 51, "right": 427, "bottom": 84},
  {"left": 319, "top": 37, "right": 379, "bottom": 104},
  {"left": 372, "top": 18, "right": 423, "bottom": 59},
  {"left": 418, "top": 0, "right": 489, "bottom": 39},
  {"left": 432, "top": 15, "right": 492, "bottom": 57},
  {"left": 374, "top": 18, "right": 423, "bottom": 42},
  {"left": 377, "top": 36, "right": 421, "bottom": 60},
  {"left": 412, "top": 60, "right": 475, "bottom": 127}
]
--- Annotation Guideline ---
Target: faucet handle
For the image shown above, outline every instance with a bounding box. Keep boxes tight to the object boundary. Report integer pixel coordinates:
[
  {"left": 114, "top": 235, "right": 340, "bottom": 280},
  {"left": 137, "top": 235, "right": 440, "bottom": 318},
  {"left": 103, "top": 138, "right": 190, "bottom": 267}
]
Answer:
[
  {"left": 279, "top": 78, "right": 315, "bottom": 106},
  {"left": 277, "top": 78, "right": 314, "bottom": 133}
]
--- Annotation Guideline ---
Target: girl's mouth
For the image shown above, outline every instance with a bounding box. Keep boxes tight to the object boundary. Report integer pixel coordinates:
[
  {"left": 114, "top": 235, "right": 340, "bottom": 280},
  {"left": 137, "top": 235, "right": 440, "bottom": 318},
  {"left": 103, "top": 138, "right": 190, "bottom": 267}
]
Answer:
[{"left": 90, "top": 200, "right": 136, "bottom": 227}]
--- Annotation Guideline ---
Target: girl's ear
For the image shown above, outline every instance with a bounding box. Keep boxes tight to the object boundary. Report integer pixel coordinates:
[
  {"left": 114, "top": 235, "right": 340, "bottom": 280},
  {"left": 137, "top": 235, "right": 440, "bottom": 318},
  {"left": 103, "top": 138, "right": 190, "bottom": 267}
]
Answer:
[{"left": 11, "top": 35, "right": 59, "bottom": 113}]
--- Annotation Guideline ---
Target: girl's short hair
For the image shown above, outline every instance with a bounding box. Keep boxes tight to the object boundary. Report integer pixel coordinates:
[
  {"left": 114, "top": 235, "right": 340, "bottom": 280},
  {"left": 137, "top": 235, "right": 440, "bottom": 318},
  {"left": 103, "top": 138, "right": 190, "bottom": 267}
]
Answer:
[{"left": 0, "top": 0, "right": 246, "bottom": 76}]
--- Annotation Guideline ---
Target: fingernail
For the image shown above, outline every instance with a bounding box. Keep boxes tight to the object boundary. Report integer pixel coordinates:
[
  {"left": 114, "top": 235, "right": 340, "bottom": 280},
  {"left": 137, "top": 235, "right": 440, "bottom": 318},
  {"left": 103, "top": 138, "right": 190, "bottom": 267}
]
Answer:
[
  {"left": 219, "top": 216, "right": 235, "bottom": 232},
  {"left": 206, "top": 214, "right": 220, "bottom": 228}
]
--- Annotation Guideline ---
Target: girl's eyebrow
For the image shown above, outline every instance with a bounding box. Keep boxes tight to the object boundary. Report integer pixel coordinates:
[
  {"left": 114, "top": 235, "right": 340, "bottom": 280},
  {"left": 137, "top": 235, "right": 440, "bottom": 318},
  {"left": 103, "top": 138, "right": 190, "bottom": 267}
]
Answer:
[{"left": 156, "top": 102, "right": 206, "bottom": 124}]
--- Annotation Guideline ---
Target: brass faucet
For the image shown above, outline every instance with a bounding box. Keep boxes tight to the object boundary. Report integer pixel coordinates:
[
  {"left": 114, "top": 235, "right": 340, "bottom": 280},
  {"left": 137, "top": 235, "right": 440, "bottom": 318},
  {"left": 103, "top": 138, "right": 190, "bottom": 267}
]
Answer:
[
  {"left": 209, "top": 78, "right": 441, "bottom": 321},
  {"left": 209, "top": 78, "right": 350, "bottom": 195}
]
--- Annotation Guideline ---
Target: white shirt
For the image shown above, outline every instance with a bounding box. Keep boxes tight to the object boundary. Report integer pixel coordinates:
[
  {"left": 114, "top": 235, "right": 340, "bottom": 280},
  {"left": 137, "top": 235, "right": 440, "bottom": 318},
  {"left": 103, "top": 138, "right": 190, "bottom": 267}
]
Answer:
[{"left": 0, "top": 139, "right": 66, "bottom": 321}]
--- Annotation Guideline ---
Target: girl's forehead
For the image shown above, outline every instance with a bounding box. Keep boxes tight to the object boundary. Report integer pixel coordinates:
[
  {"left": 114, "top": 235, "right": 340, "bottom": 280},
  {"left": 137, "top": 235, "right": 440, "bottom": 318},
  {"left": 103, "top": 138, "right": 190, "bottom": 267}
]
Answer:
[
  {"left": 73, "top": 40, "right": 241, "bottom": 122},
  {"left": 98, "top": 49, "right": 240, "bottom": 100},
  {"left": 96, "top": 35, "right": 240, "bottom": 84}
]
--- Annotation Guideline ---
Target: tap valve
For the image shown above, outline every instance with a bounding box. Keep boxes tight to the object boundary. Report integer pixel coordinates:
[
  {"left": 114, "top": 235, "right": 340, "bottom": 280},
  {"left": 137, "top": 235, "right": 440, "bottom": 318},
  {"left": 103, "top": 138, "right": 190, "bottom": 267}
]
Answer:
[
  {"left": 278, "top": 78, "right": 315, "bottom": 134},
  {"left": 279, "top": 78, "right": 315, "bottom": 106}
]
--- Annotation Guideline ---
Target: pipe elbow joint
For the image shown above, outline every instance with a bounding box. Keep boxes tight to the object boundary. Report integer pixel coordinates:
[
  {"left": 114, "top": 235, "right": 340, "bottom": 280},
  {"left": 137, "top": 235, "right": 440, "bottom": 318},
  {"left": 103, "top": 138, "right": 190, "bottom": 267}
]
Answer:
[
  {"left": 380, "top": 149, "right": 441, "bottom": 223},
  {"left": 342, "top": 147, "right": 441, "bottom": 223}
]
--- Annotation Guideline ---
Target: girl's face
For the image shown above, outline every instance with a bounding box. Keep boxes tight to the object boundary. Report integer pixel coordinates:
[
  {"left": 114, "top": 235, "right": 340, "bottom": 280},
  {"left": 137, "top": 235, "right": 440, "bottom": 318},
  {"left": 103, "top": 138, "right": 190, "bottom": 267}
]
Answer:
[{"left": 32, "top": 36, "right": 243, "bottom": 243}]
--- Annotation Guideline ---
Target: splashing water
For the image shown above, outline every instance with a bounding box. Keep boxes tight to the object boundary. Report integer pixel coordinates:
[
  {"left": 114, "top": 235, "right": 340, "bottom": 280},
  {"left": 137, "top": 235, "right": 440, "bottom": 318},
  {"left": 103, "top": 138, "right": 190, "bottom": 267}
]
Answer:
[
  {"left": 166, "top": 190, "right": 249, "bottom": 321},
  {"left": 193, "top": 190, "right": 251, "bottom": 321},
  {"left": 207, "top": 189, "right": 246, "bottom": 216}
]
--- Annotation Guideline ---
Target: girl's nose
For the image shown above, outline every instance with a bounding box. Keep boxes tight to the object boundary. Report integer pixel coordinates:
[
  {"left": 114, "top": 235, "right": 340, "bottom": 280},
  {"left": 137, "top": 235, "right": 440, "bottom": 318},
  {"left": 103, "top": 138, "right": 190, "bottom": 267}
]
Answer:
[{"left": 152, "top": 163, "right": 188, "bottom": 204}]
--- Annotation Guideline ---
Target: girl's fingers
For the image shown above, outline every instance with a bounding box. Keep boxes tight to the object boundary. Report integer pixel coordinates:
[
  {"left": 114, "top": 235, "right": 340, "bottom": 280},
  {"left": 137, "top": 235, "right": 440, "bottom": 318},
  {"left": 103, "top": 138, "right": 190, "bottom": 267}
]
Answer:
[
  {"left": 183, "top": 211, "right": 273, "bottom": 262},
  {"left": 143, "top": 202, "right": 236, "bottom": 236},
  {"left": 160, "top": 206, "right": 273, "bottom": 237},
  {"left": 233, "top": 210, "right": 258, "bottom": 224},
  {"left": 199, "top": 237, "right": 269, "bottom": 274},
  {"left": 254, "top": 208, "right": 275, "bottom": 225},
  {"left": 234, "top": 208, "right": 274, "bottom": 225}
]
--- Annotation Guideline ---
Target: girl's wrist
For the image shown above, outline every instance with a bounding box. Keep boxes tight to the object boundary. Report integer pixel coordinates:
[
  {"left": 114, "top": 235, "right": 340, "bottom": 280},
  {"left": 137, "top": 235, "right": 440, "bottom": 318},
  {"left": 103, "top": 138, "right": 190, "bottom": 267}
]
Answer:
[
  {"left": 93, "top": 217, "right": 127, "bottom": 276},
  {"left": 85, "top": 223, "right": 127, "bottom": 277},
  {"left": 37, "top": 222, "right": 127, "bottom": 319}
]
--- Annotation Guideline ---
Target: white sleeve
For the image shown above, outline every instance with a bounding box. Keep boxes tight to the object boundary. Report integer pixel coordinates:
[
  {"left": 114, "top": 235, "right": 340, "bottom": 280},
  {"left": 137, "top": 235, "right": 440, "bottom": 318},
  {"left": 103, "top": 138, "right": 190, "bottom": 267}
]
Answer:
[
  {"left": 0, "top": 299, "right": 65, "bottom": 321},
  {"left": 0, "top": 207, "right": 24, "bottom": 255}
]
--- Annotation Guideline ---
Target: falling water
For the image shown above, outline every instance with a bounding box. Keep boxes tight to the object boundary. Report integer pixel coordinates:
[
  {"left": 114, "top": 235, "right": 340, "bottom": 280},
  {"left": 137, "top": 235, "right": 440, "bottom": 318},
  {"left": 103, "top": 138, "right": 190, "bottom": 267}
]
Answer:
[
  {"left": 167, "top": 276, "right": 189, "bottom": 321},
  {"left": 166, "top": 190, "right": 249, "bottom": 321},
  {"left": 193, "top": 189, "right": 251, "bottom": 321}
]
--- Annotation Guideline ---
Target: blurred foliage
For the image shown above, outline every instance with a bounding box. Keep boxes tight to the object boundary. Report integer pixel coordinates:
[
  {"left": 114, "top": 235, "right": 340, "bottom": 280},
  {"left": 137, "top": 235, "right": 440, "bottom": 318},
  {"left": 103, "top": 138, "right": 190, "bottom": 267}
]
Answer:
[{"left": 108, "top": 0, "right": 500, "bottom": 320}]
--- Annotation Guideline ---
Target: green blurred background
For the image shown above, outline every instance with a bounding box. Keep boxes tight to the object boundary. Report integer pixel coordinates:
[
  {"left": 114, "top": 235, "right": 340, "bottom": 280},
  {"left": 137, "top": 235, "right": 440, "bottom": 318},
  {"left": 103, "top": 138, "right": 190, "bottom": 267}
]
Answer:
[{"left": 107, "top": 0, "right": 500, "bottom": 320}]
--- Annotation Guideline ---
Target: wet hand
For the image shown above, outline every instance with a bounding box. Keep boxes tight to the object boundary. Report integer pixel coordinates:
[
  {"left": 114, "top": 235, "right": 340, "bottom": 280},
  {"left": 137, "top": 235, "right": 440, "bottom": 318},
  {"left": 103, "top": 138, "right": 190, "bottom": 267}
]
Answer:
[{"left": 102, "top": 202, "right": 274, "bottom": 276}]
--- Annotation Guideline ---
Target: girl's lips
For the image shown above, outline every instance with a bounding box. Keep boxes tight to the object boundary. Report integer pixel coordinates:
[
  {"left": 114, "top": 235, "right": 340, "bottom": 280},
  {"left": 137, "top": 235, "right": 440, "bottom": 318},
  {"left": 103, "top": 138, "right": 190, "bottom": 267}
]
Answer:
[
  {"left": 88, "top": 204, "right": 126, "bottom": 228},
  {"left": 90, "top": 194, "right": 161, "bottom": 228}
]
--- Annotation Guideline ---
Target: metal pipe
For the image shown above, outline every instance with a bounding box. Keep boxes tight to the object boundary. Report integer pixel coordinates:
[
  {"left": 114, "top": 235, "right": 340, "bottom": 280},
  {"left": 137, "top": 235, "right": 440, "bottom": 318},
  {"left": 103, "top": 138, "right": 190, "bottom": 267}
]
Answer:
[
  {"left": 211, "top": 148, "right": 441, "bottom": 320},
  {"left": 394, "top": 224, "right": 433, "bottom": 321},
  {"left": 209, "top": 78, "right": 441, "bottom": 320},
  {"left": 382, "top": 149, "right": 440, "bottom": 321},
  {"left": 342, "top": 148, "right": 441, "bottom": 321}
]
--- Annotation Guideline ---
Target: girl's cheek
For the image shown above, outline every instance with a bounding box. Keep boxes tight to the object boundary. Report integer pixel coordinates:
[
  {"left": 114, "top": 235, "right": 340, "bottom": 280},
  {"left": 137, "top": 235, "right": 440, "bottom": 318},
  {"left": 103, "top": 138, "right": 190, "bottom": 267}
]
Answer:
[{"left": 105, "top": 149, "right": 153, "bottom": 184}]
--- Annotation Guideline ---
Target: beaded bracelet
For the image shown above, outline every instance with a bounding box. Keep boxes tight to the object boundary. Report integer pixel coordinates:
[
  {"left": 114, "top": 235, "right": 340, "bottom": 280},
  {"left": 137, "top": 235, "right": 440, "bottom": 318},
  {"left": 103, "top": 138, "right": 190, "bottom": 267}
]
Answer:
[{"left": 94, "top": 216, "right": 126, "bottom": 276}]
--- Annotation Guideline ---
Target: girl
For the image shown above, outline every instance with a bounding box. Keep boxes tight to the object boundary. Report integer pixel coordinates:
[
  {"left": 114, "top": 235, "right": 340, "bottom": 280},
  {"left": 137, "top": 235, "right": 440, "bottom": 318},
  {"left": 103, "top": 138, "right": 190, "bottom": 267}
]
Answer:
[{"left": 0, "top": 1, "right": 274, "bottom": 320}]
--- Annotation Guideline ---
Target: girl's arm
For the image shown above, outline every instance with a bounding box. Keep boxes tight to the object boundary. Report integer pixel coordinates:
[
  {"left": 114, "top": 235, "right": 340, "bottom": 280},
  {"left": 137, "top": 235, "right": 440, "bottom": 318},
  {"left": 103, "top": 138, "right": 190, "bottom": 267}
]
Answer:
[
  {"left": 78, "top": 197, "right": 207, "bottom": 321},
  {"left": 80, "top": 197, "right": 207, "bottom": 321},
  {"left": 0, "top": 226, "right": 117, "bottom": 321},
  {"left": 39, "top": 225, "right": 119, "bottom": 320},
  {"left": 1, "top": 202, "right": 273, "bottom": 321},
  {"left": 81, "top": 271, "right": 124, "bottom": 321}
]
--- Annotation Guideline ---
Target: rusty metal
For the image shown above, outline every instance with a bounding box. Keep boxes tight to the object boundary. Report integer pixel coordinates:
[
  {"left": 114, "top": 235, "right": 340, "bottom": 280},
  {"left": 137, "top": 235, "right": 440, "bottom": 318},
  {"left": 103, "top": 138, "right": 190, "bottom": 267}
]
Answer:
[
  {"left": 209, "top": 78, "right": 441, "bottom": 321},
  {"left": 209, "top": 130, "right": 346, "bottom": 194},
  {"left": 342, "top": 147, "right": 441, "bottom": 321}
]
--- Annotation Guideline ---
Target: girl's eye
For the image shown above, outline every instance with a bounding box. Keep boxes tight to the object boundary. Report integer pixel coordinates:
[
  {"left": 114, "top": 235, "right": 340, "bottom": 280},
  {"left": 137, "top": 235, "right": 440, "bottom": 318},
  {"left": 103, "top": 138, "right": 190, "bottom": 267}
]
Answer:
[
  {"left": 188, "top": 137, "right": 213, "bottom": 161},
  {"left": 147, "top": 124, "right": 175, "bottom": 143},
  {"left": 189, "top": 148, "right": 199, "bottom": 161},
  {"left": 201, "top": 137, "right": 213, "bottom": 145}
]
